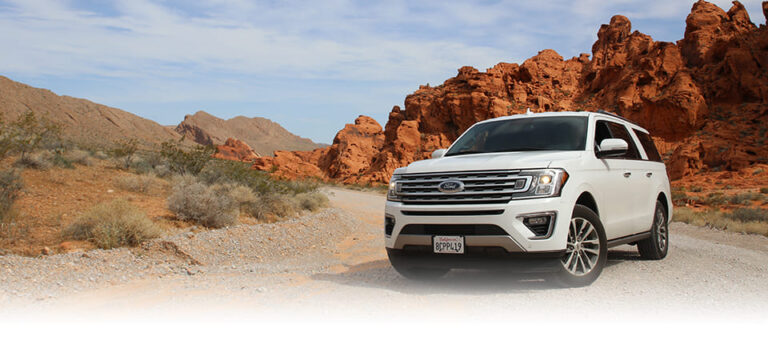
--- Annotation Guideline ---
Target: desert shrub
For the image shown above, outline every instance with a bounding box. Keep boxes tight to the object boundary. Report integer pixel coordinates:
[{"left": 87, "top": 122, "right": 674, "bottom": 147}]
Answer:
[
  {"left": 167, "top": 176, "right": 238, "bottom": 228},
  {"left": 704, "top": 192, "right": 726, "bottom": 206},
  {"left": 4, "top": 110, "right": 60, "bottom": 162},
  {"left": 13, "top": 151, "right": 52, "bottom": 170},
  {"left": 760, "top": 187, "right": 768, "bottom": 194},
  {"left": 726, "top": 208, "right": 768, "bottom": 223},
  {"left": 110, "top": 139, "right": 139, "bottom": 170},
  {"left": 199, "top": 159, "right": 318, "bottom": 195},
  {"left": 115, "top": 173, "right": 158, "bottom": 194},
  {"left": 153, "top": 164, "right": 171, "bottom": 178},
  {"left": 689, "top": 185, "right": 703, "bottom": 193},
  {"left": 295, "top": 191, "right": 329, "bottom": 211},
  {"left": 672, "top": 207, "right": 698, "bottom": 224},
  {"left": 0, "top": 169, "right": 23, "bottom": 222},
  {"left": 161, "top": 141, "right": 215, "bottom": 176},
  {"left": 244, "top": 193, "right": 299, "bottom": 220},
  {"left": 62, "top": 199, "right": 161, "bottom": 249},
  {"left": 728, "top": 192, "right": 762, "bottom": 205},
  {"left": 671, "top": 190, "right": 688, "bottom": 206},
  {"left": 93, "top": 150, "right": 108, "bottom": 160},
  {"left": 64, "top": 149, "right": 93, "bottom": 166}
]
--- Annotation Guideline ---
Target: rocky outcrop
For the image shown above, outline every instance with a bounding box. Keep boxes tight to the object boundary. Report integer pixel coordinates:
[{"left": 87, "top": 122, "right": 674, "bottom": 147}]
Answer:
[
  {"left": 213, "top": 138, "right": 260, "bottom": 162},
  {"left": 252, "top": 115, "right": 384, "bottom": 182},
  {"left": 253, "top": 0, "right": 768, "bottom": 183}
]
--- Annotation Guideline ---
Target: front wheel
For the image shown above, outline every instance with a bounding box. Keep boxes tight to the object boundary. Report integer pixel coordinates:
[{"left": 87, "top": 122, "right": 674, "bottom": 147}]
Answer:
[
  {"left": 387, "top": 249, "right": 449, "bottom": 280},
  {"left": 637, "top": 200, "right": 669, "bottom": 260},
  {"left": 555, "top": 205, "right": 608, "bottom": 287}
]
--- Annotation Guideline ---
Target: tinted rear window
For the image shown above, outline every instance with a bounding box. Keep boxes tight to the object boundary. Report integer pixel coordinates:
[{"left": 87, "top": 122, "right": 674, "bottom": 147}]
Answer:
[{"left": 633, "top": 129, "right": 663, "bottom": 162}]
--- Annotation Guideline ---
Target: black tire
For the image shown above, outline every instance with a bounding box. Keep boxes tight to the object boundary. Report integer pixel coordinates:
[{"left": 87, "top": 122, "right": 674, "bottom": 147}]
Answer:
[
  {"left": 387, "top": 249, "right": 449, "bottom": 280},
  {"left": 555, "top": 205, "right": 608, "bottom": 288},
  {"left": 637, "top": 200, "right": 669, "bottom": 260}
]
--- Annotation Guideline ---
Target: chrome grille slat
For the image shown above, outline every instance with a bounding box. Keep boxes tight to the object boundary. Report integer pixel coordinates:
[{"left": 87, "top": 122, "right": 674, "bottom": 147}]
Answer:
[{"left": 399, "top": 170, "right": 531, "bottom": 205}]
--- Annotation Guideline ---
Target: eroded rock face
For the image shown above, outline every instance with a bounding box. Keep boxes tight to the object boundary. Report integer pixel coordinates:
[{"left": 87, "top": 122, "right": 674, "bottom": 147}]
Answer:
[
  {"left": 213, "top": 138, "right": 260, "bottom": 162},
  {"left": 255, "top": 0, "right": 768, "bottom": 184}
]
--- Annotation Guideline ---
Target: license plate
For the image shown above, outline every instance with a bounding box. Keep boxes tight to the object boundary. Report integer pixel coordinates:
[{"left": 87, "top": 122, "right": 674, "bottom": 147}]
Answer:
[{"left": 433, "top": 236, "right": 464, "bottom": 254}]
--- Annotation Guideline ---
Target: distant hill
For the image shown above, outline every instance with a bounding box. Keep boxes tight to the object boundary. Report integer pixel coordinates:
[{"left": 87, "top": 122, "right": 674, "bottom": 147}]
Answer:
[
  {"left": 0, "top": 76, "right": 324, "bottom": 155},
  {"left": 0, "top": 75, "right": 182, "bottom": 148},
  {"left": 175, "top": 110, "right": 324, "bottom": 156}
]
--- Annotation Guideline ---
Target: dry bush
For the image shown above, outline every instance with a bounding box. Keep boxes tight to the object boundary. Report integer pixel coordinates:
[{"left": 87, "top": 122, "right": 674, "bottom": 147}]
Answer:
[
  {"left": 674, "top": 206, "right": 768, "bottom": 237},
  {"left": 93, "top": 150, "right": 108, "bottom": 160},
  {"left": 114, "top": 173, "right": 158, "bottom": 194},
  {"left": 0, "top": 169, "right": 23, "bottom": 222},
  {"left": 64, "top": 149, "right": 93, "bottom": 166},
  {"left": 167, "top": 176, "right": 238, "bottom": 228},
  {"left": 13, "top": 151, "right": 52, "bottom": 170},
  {"left": 760, "top": 187, "right": 768, "bottom": 194},
  {"left": 295, "top": 191, "right": 329, "bottom": 211},
  {"left": 62, "top": 199, "right": 161, "bottom": 249}
]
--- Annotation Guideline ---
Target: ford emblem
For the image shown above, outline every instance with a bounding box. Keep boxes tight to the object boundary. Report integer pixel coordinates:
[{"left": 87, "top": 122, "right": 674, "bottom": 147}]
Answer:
[{"left": 438, "top": 179, "right": 464, "bottom": 193}]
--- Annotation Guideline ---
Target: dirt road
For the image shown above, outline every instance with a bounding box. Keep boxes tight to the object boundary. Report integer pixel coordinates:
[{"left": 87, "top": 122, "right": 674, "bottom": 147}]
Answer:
[{"left": 2, "top": 188, "right": 767, "bottom": 322}]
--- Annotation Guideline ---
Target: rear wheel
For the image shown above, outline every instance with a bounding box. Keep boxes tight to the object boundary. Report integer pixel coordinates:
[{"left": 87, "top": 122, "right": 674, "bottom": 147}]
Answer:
[
  {"left": 637, "top": 200, "right": 669, "bottom": 260},
  {"left": 387, "top": 249, "right": 449, "bottom": 280},
  {"left": 555, "top": 205, "right": 607, "bottom": 287}
]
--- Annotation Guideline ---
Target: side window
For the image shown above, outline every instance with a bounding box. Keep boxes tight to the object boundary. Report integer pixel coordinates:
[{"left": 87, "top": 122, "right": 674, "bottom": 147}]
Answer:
[
  {"left": 605, "top": 122, "right": 641, "bottom": 160},
  {"left": 633, "top": 129, "right": 663, "bottom": 162},
  {"left": 594, "top": 121, "right": 612, "bottom": 152}
]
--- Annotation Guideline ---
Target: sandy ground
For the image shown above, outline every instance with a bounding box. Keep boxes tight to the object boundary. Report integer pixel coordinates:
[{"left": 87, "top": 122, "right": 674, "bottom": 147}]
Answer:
[{"left": 1, "top": 188, "right": 767, "bottom": 324}]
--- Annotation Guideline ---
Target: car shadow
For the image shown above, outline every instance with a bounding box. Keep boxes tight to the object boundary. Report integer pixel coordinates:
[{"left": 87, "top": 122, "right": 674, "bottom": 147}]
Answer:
[{"left": 312, "top": 248, "right": 643, "bottom": 295}]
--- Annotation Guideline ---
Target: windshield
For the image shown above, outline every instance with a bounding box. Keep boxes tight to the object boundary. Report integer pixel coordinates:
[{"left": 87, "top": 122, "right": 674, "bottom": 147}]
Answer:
[{"left": 445, "top": 116, "right": 588, "bottom": 157}]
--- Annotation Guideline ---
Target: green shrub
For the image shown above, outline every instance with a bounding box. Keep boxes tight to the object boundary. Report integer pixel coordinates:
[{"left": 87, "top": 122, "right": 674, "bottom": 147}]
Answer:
[
  {"left": 760, "top": 187, "right": 768, "bottom": 194},
  {"left": 161, "top": 141, "right": 215, "bottom": 176},
  {"left": 726, "top": 208, "right": 768, "bottom": 223},
  {"left": 705, "top": 192, "right": 726, "bottom": 206},
  {"left": 690, "top": 185, "right": 703, "bottom": 193},
  {"left": 0, "top": 169, "right": 23, "bottom": 222},
  {"left": 114, "top": 173, "right": 158, "bottom": 194},
  {"left": 167, "top": 176, "right": 238, "bottom": 228},
  {"left": 728, "top": 192, "right": 762, "bottom": 205},
  {"left": 244, "top": 193, "right": 298, "bottom": 220},
  {"left": 110, "top": 139, "right": 139, "bottom": 169},
  {"left": 671, "top": 190, "right": 688, "bottom": 206},
  {"left": 62, "top": 199, "right": 161, "bottom": 249},
  {"left": 199, "top": 159, "right": 318, "bottom": 196}
]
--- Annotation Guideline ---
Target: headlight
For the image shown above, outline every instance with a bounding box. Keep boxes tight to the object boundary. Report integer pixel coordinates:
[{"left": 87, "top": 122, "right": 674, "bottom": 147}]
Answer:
[
  {"left": 516, "top": 169, "right": 569, "bottom": 199},
  {"left": 387, "top": 174, "right": 402, "bottom": 201}
]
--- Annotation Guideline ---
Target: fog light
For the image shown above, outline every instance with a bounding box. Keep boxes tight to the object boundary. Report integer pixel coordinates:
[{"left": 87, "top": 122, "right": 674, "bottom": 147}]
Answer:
[
  {"left": 526, "top": 216, "right": 549, "bottom": 226},
  {"left": 384, "top": 215, "right": 395, "bottom": 236},
  {"left": 535, "top": 184, "right": 553, "bottom": 194}
]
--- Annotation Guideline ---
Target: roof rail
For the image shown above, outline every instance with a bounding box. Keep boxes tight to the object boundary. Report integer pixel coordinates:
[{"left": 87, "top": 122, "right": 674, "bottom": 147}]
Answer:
[{"left": 593, "top": 109, "right": 635, "bottom": 124}]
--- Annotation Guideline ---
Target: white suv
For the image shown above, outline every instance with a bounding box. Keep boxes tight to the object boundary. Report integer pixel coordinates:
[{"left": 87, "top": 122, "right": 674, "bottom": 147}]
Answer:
[{"left": 385, "top": 111, "right": 671, "bottom": 287}]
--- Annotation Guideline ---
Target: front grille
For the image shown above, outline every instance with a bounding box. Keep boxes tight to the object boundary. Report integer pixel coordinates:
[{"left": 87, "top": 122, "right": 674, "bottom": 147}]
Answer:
[
  {"left": 400, "top": 224, "right": 509, "bottom": 236},
  {"left": 398, "top": 170, "right": 531, "bottom": 205},
  {"left": 401, "top": 210, "right": 505, "bottom": 216}
]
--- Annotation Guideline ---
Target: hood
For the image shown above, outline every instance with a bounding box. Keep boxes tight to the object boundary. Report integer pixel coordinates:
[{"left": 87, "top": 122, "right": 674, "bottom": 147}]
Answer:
[{"left": 396, "top": 151, "right": 584, "bottom": 174}]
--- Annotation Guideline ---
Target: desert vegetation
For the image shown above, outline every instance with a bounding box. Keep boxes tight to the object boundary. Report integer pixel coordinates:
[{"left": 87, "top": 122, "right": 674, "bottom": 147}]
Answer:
[
  {"left": 673, "top": 206, "right": 768, "bottom": 236},
  {"left": 0, "top": 112, "right": 330, "bottom": 256}
]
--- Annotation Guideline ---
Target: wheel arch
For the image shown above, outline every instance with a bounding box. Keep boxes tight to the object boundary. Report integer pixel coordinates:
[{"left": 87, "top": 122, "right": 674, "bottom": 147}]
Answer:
[
  {"left": 657, "top": 192, "right": 670, "bottom": 224},
  {"left": 575, "top": 191, "right": 599, "bottom": 216}
]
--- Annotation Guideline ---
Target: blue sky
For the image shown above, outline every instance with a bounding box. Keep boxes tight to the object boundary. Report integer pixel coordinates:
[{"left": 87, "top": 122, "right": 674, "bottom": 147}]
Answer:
[{"left": 0, "top": 0, "right": 764, "bottom": 143}]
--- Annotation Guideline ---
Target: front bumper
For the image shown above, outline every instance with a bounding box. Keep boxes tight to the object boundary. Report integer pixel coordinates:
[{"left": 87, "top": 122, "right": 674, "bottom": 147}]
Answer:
[{"left": 385, "top": 196, "right": 572, "bottom": 253}]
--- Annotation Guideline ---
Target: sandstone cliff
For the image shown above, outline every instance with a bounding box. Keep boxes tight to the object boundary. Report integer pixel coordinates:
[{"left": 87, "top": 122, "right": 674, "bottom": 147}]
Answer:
[{"left": 252, "top": 0, "right": 768, "bottom": 183}]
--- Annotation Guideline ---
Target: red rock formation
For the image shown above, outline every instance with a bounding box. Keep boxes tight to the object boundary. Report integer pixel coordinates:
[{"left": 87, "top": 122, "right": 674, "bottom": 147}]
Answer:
[
  {"left": 254, "top": 0, "right": 768, "bottom": 184},
  {"left": 213, "top": 138, "right": 260, "bottom": 162}
]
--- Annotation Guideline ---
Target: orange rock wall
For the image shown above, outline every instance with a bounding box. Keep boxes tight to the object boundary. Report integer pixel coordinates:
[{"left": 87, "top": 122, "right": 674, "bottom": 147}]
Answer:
[{"left": 254, "top": 0, "right": 768, "bottom": 184}]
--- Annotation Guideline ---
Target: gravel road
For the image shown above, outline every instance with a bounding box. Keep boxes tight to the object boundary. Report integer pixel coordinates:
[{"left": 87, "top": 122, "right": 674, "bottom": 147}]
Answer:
[{"left": 1, "top": 188, "right": 767, "bottom": 323}]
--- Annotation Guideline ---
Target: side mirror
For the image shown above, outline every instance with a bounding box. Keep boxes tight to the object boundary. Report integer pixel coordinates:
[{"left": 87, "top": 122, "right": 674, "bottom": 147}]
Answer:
[
  {"left": 597, "top": 138, "right": 628, "bottom": 158},
  {"left": 431, "top": 149, "right": 447, "bottom": 159}
]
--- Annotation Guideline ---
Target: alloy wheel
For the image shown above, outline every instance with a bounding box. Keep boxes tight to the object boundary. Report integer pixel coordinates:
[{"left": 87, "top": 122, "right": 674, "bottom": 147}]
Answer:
[{"left": 562, "top": 217, "right": 601, "bottom": 276}]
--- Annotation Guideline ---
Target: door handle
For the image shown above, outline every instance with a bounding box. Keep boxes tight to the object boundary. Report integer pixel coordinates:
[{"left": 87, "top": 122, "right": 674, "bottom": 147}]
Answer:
[
  {"left": 623, "top": 172, "right": 631, "bottom": 178},
  {"left": 646, "top": 172, "right": 652, "bottom": 178}
]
